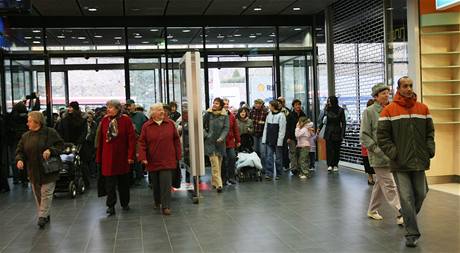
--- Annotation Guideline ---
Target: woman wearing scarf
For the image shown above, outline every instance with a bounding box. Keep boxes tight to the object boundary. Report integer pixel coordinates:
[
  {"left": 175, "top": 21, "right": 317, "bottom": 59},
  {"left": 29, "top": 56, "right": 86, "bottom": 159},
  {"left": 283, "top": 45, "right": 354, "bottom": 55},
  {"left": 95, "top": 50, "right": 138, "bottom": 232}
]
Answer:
[
  {"left": 203, "top": 97, "right": 229, "bottom": 193},
  {"left": 96, "top": 100, "right": 136, "bottom": 216}
]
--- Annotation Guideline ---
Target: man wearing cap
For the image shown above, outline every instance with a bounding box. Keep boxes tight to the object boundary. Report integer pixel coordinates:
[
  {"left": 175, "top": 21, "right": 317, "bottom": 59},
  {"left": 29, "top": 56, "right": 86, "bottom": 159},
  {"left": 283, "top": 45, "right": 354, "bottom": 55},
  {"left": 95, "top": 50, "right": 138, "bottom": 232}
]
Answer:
[
  {"left": 377, "top": 76, "right": 435, "bottom": 248},
  {"left": 360, "top": 83, "right": 403, "bottom": 225},
  {"left": 249, "top": 99, "right": 268, "bottom": 159}
]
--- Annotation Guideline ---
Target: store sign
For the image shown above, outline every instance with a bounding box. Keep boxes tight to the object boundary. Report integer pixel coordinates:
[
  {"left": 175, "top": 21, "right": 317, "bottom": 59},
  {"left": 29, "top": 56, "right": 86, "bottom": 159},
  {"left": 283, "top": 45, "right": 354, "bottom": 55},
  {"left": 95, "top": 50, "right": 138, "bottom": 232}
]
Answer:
[{"left": 436, "top": 0, "right": 460, "bottom": 10}]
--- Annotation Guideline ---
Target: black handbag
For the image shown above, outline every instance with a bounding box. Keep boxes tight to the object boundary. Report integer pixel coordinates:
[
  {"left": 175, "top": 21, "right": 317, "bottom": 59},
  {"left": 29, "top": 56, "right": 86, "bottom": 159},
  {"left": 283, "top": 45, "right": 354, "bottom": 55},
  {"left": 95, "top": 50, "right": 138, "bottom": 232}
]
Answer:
[
  {"left": 42, "top": 156, "right": 63, "bottom": 174},
  {"left": 41, "top": 128, "right": 63, "bottom": 174}
]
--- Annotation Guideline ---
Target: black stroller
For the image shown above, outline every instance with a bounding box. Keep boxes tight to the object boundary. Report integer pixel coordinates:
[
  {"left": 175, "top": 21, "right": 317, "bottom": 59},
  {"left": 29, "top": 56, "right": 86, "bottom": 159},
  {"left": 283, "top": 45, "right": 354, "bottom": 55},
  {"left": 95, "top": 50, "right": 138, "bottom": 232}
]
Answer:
[
  {"left": 54, "top": 143, "right": 85, "bottom": 198},
  {"left": 236, "top": 134, "right": 263, "bottom": 182}
]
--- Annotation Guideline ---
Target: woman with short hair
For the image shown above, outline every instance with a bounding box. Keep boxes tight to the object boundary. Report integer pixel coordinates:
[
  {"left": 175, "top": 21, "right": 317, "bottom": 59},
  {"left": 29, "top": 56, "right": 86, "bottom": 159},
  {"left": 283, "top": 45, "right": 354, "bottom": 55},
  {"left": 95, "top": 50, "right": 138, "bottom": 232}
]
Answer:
[
  {"left": 16, "top": 111, "right": 64, "bottom": 229},
  {"left": 96, "top": 100, "right": 136, "bottom": 216},
  {"left": 139, "top": 103, "right": 182, "bottom": 215}
]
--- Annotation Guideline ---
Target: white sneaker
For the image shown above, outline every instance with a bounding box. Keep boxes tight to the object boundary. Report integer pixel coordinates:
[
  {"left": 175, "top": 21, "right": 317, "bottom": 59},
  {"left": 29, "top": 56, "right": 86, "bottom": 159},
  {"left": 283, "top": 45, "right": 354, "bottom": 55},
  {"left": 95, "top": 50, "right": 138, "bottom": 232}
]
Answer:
[
  {"left": 367, "top": 211, "right": 383, "bottom": 220},
  {"left": 333, "top": 166, "right": 339, "bottom": 172},
  {"left": 396, "top": 215, "right": 404, "bottom": 225},
  {"left": 299, "top": 175, "right": 307, "bottom": 179},
  {"left": 327, "top": 166, "right": 333, "bottom": 171}
]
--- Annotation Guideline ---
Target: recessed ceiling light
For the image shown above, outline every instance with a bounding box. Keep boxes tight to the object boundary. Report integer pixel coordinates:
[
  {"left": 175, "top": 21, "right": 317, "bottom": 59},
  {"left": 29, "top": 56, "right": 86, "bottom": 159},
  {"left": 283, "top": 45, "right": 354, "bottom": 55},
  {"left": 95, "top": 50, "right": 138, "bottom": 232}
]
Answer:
[
  {"left": 150, "top": 29, "right": 159, "bottom": 32},
  {"left": 256, "top": 33, "right": 262, "bottom": 36},
  {"left": 294, "top": 28, "right": 302, "bottom": 31},
  {"left": 269, "top": 34, "right": 276, "bottom": 37},
  {"left": 32, "top": 29, "right": 41, "bottom": 33},
  {"left": 229, "top": 39, "right": 235, "bottom": 42},
  {"left": 94, "top": 35, "right": 103, "bottom": 38},
  {"left": 88, "top": 8, "right": 97, "bottom": 12},
  {"left": 134, "top": 35, "right": 143, "bottom": 39},
  {"left": 199, "top": 34, "right": 209, "bottom": 37},
  {"left": 182, "top": 29, "right": 191, "bottom": 33},
  {"left": 249, "top": 35, "right": 256, "bottom": 38},
  {"left": 293, "top": 7, "right": 301, "bottom": 11},
  {"left": 77, "top": 36, "right": 86, "bottom": 40},
  {"left": 24, "top": 36, "right": 32, "bottom": 39},
  {"left": 114, "top": 36, "right": 122, "bottom": 39},
  {"left": 167, "top": 35, "right": 173, "bottom": 39},
  {"left": 56, "top": 35, "right": 65, "bottom": 39},
  {"left": 171, "top": 39, "right": 178, "bottom": 42},
  {"left": 34, "top": 36, "right": 41, "bottom": 39},
  {"left": 233, "top": 34, "right": 241, "bottom": 37},
  {"left": 315, "top": 27, "right": 322, "bottom": 30},
  {"left": 141, "top": 41, "right": 149, "bottom": 44},
  {"left": 217, "top": 34, "right": 225, "bottom": 39},
  {"left": 254, "top": 7, "right": 262, "bottom": 11},
  {"left": 267, "top": 40, "right": 273, "bottom": 43},
  {"left": 83, "top": 41, "right": 89, "bottom": 44},
  {"left": 131, "top": 8, "right": 140, "bottom": 11},
  {"left": 32, "top": 41, "right": 41, "bottom": 44}
]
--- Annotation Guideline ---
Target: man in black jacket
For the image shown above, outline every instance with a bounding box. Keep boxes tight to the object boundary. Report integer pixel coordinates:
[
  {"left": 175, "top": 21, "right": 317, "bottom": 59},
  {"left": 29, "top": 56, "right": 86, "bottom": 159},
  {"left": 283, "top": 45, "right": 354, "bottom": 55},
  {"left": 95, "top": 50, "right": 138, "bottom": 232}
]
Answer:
[{"left": 285, "top": 99, "right": 306, "bottom": 175}]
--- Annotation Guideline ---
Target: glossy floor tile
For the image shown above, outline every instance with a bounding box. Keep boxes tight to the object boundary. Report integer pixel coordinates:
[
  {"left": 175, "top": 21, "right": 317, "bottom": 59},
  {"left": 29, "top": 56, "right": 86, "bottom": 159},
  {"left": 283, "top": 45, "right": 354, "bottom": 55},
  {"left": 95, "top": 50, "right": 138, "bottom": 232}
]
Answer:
[{"left": 0, "top": 163, "right": 458, "bottom": 253}]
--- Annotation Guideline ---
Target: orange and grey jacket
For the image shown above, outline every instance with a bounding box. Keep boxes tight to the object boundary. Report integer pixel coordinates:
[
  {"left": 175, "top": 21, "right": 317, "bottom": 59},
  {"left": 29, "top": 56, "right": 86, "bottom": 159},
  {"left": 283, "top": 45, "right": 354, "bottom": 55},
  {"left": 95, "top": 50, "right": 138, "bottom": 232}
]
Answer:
[{"left": 377, "top": 91, "right": 435, "bottom": 172}]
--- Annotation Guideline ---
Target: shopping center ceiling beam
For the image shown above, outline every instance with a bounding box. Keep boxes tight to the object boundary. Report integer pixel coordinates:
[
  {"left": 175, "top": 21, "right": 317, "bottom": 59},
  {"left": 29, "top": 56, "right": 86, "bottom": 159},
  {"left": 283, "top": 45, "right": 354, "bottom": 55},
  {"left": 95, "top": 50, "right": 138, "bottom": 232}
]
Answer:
[{"left": 7, "top": 15, "right": 314, "bottom": 28}]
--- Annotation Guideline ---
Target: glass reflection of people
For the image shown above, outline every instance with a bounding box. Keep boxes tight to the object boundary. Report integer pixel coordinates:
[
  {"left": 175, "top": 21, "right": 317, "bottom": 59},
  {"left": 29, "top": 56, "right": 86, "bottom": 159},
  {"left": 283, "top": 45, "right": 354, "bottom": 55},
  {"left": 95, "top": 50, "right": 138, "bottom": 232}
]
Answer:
[
  {"left": 8, "top": 101, "right": 29, "bottom": 186},
  {"left": 96, "top": 100, "right": 136, "bottom": 216},
  {"left": 16, "top": 111, "right": 64, "bottom": 229},
  {"left": 203, "top": 98, "right": 229, "bottom": 193},
  {"left": 138, "top": 103, "right": 182, "bottom": 215},
  {"left": 169, "top": 101, "right": 181, "bottom": 122}
]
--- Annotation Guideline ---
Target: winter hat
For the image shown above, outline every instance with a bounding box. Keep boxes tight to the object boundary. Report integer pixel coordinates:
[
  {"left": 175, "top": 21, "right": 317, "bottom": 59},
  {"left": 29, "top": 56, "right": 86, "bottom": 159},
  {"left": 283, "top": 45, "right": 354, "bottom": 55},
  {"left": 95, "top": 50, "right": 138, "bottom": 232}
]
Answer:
[
  {"left": 126, "top": 99, "right": 135, "bottom": 105},
  {"left": 68, "top": 101, "right": 80, "bottom": 111},
  {"left": 371, "top": 83, "right": 390, "bottom": 97}
]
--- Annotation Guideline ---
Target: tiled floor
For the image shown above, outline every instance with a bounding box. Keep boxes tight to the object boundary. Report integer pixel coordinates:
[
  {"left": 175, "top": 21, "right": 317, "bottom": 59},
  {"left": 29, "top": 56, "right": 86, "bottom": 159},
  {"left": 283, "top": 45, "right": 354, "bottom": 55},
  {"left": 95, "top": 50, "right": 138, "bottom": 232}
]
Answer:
[
  {"left": 0, "top": 164, "right": 459, "bottom": 253},
  {"left": 429, "top": 183, "right": 460, "bottom": 196}
]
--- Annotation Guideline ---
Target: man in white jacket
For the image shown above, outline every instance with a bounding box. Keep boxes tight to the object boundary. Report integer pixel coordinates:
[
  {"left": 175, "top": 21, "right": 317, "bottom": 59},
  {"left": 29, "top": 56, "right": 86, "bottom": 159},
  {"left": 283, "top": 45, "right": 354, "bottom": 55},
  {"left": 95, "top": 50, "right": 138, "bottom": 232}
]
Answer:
[{"left": 262, "top": 100, "right": 286, "bottom": 180}]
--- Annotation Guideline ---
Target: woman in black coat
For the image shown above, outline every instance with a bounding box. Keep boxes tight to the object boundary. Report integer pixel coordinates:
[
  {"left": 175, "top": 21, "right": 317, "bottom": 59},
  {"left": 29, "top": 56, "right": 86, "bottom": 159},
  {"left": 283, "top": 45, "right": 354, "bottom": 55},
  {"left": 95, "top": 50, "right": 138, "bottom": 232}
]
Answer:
[
  {"left": 319, "top": 96, "right": 346, "bottom": 172},
  {"left": 16, "top": 111, "right": 64, "bottom": 229}
]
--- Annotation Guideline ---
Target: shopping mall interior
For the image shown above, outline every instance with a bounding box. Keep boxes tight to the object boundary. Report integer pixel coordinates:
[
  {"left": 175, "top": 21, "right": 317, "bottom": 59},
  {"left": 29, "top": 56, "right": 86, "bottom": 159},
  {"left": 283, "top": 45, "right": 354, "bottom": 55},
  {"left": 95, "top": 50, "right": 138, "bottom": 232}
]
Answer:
[{"left": 0, "top": 0, "right": 459, "bottom": 252}]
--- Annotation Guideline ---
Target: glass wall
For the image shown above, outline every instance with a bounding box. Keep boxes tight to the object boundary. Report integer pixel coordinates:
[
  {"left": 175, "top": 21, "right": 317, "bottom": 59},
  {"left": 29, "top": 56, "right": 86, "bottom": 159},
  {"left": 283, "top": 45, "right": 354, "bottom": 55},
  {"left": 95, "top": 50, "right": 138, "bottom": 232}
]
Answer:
[
  {"left": 280, "top": 55, "right": 307, "bottom": 111},
  {"left": 248, "top": 68, "right": 274, "bottom": 106},
  {"left": 129, "top": 58, "right": 158, "bottom": 110}
]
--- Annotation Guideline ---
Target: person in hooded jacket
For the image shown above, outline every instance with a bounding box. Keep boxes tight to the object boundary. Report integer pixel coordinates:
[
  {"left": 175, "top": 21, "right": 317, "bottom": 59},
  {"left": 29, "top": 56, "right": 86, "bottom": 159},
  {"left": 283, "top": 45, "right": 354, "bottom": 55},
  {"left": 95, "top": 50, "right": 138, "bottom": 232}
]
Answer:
[
  {"left": 56, "top": 101, "right": 87, "bottom": 145},
  {"left": 203, "top": 97, "right": 229, "bottom": 193},
  {"left": 319, "top": 96, "right": 346, "bottom": 172},
  {"left": 8, "top": 101, "right": 29, "bottom": 186},
  {"left": 377, "top": 76, "right": 435, "bottom": 248},
  {"left": 262, "top": 100, "right": 286, "bottom": 180}
]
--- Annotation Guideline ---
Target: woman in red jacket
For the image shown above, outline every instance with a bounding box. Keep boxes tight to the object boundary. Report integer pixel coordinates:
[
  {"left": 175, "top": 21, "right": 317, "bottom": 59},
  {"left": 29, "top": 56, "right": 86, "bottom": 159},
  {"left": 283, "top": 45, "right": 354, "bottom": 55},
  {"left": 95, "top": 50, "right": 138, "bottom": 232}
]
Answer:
[
  {"left": 138, "top": 103, "right": 181, "bottom": 215},
  {"left": 222, "top": 98, "right": 240, "bottom": 185},
  {"left": 96, "top": 100, "right": 136, "bottom": 216}
]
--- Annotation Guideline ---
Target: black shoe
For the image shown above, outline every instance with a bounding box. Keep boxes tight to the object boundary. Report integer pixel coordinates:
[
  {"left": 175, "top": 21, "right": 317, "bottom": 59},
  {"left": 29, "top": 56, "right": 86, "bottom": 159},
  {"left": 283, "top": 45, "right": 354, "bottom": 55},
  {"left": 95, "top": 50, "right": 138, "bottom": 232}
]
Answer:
[
  {"left": 405, "top": 236, "right": 418, "bottom": 248},
  {"left": 37, "top": 217, "right": 47, "bottom": 229},
  {"left": 216, "top": 187, "right": 222, "bottom": 193},
  {"left": 122, "top": 205, "right": 130, "bottom": 211},
  {"left": 45, "top": 215, "right": 50, "bottom": 223},
  {"left": 228, "top": 179, "right": 237, "bottom": 185},
  {"left": 107, "top": 207, "right": 115, "bottom": 216},
  {"left": 265, "top": 176, "right": 272, "bottom": 181}
]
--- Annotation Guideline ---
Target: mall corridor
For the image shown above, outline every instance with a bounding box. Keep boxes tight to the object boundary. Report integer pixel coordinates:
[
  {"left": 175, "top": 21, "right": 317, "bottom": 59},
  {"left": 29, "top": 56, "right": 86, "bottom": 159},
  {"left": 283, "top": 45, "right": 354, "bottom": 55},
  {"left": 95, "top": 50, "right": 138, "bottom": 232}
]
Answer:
[{"left": 0, "top": 165, "right": 458, "bottom": 253}]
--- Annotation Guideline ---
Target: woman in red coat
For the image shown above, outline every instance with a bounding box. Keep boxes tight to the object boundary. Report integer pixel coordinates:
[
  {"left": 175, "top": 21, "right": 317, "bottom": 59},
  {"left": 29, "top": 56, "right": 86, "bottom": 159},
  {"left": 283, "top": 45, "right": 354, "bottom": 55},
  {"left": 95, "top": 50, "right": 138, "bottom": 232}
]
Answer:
[
  {"left": 96, "top": 100, "right": 136, "bottom": 216},
  {"left": 138, "top": 103, "right": 181, "bottom": 215}
]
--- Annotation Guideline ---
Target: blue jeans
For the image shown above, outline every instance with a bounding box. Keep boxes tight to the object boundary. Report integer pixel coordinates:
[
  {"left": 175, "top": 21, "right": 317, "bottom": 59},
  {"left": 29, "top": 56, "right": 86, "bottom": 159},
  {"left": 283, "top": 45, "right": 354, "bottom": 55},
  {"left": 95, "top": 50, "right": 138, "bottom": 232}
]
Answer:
[{"left": 263, "top": 145, "right": 283, "bottom": 177}]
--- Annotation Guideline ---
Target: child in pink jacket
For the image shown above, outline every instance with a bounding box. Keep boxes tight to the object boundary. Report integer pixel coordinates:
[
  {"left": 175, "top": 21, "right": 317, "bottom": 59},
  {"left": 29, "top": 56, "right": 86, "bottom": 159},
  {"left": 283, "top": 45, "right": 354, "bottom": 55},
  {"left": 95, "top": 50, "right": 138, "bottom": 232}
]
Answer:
[{"left": 295, "top": 117, "right": 312, "bottom": 179}]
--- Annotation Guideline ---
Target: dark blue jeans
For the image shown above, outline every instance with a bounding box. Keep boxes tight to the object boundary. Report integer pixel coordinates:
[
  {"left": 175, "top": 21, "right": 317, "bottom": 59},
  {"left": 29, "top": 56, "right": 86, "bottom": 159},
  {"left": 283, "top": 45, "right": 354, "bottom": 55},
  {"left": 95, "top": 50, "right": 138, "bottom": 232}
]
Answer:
[{"left": 263, "top": 145, "right": 283, "bottom": 177}]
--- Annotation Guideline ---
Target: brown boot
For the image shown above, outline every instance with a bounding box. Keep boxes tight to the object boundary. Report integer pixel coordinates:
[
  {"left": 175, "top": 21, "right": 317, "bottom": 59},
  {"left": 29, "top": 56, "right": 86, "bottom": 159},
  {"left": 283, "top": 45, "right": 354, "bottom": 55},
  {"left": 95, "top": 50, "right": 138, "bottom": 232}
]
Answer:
[{"left": 162, "top": 208, "right": 171, "bottom": 215}]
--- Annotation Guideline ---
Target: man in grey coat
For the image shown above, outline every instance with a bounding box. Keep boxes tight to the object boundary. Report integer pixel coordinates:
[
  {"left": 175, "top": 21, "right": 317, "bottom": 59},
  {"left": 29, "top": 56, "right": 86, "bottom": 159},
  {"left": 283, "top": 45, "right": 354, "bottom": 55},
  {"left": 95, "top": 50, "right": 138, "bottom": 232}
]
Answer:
[
  {"left": 203, "top": 97, "right": 229, "bottom": 193},
  {"left": 360, "top": 83, "right": 402, "bottom": 225}
]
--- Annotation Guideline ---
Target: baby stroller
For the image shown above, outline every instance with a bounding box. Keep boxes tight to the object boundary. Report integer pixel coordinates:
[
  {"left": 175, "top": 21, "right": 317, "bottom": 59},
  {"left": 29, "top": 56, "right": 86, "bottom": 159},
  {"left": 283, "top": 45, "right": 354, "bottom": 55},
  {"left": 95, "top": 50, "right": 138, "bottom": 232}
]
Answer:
[
  {"left": 236, "top": 134, "right": 263, "bottom": 182},
  {"left": 54, "top": 143, "right": 85, "bottom": 198}
]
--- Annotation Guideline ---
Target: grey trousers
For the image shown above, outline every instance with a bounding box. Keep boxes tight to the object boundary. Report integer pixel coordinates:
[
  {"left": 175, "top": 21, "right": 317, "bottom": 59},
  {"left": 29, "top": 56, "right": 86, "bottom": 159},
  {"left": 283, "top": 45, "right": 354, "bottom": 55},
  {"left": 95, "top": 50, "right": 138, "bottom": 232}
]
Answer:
[
  {"left": 31, "top": 181, "right": 56, "bottom": 218},
  {"left": 393, "top": 171, "right": 429, "bottom": 238},
  {"left": 368, "top": 167, "right": 401, "bottom": 215},
  {"left": 150, "top": 170, "right": 173, "bottom": 209}
]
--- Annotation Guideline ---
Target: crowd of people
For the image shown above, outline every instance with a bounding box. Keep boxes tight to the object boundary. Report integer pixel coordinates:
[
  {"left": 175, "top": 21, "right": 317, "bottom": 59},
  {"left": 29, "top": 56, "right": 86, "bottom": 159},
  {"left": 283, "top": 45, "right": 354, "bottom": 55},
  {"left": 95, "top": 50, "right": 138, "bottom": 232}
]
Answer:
[{"left": 0, "top": 76, "right": 435, "bottom": 248}]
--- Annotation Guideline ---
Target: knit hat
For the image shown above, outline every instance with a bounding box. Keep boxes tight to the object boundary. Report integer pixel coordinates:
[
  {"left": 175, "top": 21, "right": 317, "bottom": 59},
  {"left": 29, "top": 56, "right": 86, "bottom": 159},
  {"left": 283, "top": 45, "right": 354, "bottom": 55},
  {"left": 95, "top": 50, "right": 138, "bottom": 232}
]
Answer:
[
  {"left": 68, "top": 101, "right": 80, "bottom": 111},
  {"left": 371, "top": 83, "right": 390, "bottom": 97},
  {"left": 126, "top": 99, "right": 135, "bottom": 105}
]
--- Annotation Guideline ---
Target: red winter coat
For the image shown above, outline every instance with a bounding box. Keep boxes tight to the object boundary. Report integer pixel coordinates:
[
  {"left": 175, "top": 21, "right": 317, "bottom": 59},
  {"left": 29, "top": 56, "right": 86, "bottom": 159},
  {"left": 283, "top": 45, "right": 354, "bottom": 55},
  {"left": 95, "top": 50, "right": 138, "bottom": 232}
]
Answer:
[
  {"left": 226, "top": 112, "right": 241, "bottom": 148},
  {"left": 96, "top": 115, "right": 136, "bottom": 176},
  {"left": 138, "top": 119, "right": 182, "bottom": 172}
]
